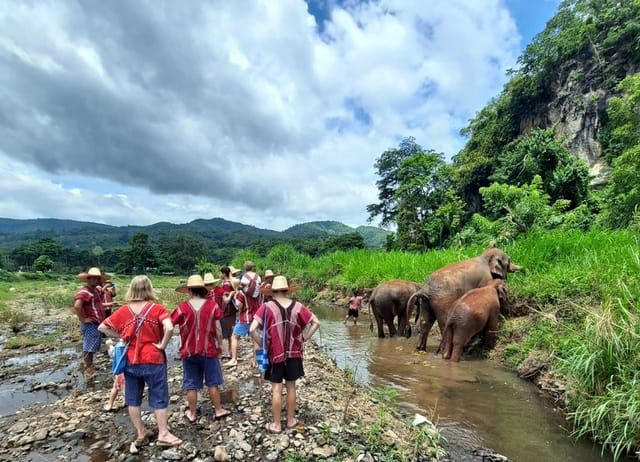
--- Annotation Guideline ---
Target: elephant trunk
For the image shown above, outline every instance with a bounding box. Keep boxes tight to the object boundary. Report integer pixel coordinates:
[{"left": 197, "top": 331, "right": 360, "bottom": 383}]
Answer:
[{"left": 509, "top": 262, "right": 522, "bottom": 272}]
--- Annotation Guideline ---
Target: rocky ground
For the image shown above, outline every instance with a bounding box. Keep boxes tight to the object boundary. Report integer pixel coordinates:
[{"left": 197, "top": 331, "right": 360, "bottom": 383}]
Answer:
[{"left": 0, "top": 335, "right": 446, "bottom": 462}]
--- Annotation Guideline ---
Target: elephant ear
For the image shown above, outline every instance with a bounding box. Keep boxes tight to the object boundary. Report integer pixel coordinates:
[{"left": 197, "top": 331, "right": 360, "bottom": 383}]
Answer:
[
  {"left": 497, "top": 282, "right": 509, "bottom": 311},
  {"left": 490, "top": 253, "right": 508, "bottom": 279}
]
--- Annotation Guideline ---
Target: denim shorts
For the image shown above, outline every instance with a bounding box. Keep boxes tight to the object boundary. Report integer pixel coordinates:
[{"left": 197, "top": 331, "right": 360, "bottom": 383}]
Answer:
[
  {"left": 81, "top": 322, "right": 102, "bottom": 353},
  {"left": 233, "top": 322, "right": 250, "bottom": 337},
  {"left": 182, "top": 355, "right": 223, "bottom": 389},
  {"left": 124, "top": 363, "right": 169, "bottom": 409}
]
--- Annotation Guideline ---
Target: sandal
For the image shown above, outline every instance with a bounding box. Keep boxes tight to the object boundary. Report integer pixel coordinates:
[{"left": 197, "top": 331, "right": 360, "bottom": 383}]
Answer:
[
  {"left": 183, "top": 411, "right": 197, "bottom": 424},
  {"left": 157, "top": 437, "right": 182, "bottom": 448},
  {"left": 214, "top": 410, "right": 232, "bottom": 420},
  {"left": 287, "top": 419, "right": 304, "bottom": 429},
  {"left": 265, "top": 422, "right": 282, "bottom": 434}
]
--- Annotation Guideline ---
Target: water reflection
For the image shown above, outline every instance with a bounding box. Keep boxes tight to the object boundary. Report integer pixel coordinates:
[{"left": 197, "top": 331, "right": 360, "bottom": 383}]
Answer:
[{"left": 312, "top": 303, "right": 627, "bottom": 462}]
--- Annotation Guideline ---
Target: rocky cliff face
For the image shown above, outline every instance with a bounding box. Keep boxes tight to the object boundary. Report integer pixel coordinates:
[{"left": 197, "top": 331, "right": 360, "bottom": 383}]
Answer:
[{"left": 522, "top": 58, "right": 638, "bottom": 186}]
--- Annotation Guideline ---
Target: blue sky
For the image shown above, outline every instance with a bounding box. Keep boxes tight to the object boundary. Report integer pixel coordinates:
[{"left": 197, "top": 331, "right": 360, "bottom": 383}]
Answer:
[{"left": 0, "top": 0, "right": 560, "bottom": 230}]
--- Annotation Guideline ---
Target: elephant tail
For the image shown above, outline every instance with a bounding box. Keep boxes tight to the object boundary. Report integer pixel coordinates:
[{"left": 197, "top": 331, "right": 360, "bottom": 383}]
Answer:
[{"left": 405, "top": 292, "right": 421, "bottom": 338}]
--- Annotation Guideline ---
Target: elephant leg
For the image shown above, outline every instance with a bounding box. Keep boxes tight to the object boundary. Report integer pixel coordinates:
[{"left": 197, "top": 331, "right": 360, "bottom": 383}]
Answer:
[
  {"left": 417, "top": 318, "right": 434, "bottom": 351},
  {"left": 450, "top": 341, "right": 464, "bottom": 362},
  {"left": 481, "top": 312, "right": 499, "bottom": 350},
  {"left": 386, "top": 311, "right": 397, "bottom": 337},
  {"left": 375, "top": 315, "right": 385, "bottom": 338}
]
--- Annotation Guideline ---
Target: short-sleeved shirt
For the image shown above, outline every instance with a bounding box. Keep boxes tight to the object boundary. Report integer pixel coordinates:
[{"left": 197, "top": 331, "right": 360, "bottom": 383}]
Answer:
[
  {"left": 349, "top": 296, "right": 363, "bottom": 311},
  {"left": 171, "top": 299, "right": 222, "bottom": 359},
  {"left": 235, "top": 291, "right": 260, "bottom": 324},
  {"left": 253, "top": 299, "right": 314, "bottom": 364},
  {"left": 75, "top": 285, "right": 105, "bottom": 323},
  {"left": 103, "top": 303, "right": 169, "bottom": 365}
]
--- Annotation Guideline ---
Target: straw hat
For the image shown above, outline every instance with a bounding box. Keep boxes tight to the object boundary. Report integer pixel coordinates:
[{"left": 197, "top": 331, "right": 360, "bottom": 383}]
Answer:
[
  {"left": 230, "top": 277, "right": 240, "bottom": 290},
  {"left": 228, "top": 266, "right": 241, "bottom": 276},
  {"left": 77, "top": 267, "right": 111, "bottom": 283},
  {"left": 263, "top": 269, "right": 276, "bottom": 280},
  {"left": 203, "top": 272, "right": 220, "bottom": 285},
  {"left": 261, "top": 275, "right": 300, "bottom": 296},
  {"left": 175, "top": 274, "right": 206, "bottom": 294}
]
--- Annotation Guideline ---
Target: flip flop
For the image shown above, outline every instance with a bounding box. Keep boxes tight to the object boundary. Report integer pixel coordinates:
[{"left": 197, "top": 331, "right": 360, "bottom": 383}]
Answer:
[
  {"left": 214, "top": 410, "right": 231, "bottom": 420},
  {"left": 287, "top": 419, "right": 304, "bottom": 429},
  {"left": 265, "top": 422, "right": 282, "bottom": 434},
  {"left": 183, "top": 412, "right": 197, "bottom": 424},
  {"left": 157, "top": 438, "right": 182, "bottom": 448}
]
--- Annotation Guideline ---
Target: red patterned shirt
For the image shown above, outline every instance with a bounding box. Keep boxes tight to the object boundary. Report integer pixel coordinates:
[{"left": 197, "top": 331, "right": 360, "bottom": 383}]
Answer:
[
  {"left": 171, "top": 299, "right": 222, "bottom": 359},
  {"left": 75, "top": 285, "right": 105, "bottom": 323},
  {"left": 235, "top": 291, "right": 260, "bottom": 324},
  {"left": 253, "top": 299, "right": 314, "bottom": 364},
  {"left": 103, "top": 303, "right": 169, "bottom": 365}
]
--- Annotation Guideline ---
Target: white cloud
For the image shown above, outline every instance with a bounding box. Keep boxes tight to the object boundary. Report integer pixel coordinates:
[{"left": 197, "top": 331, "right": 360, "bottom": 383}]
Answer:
[{"left": 0, "top": 0, "right": 522, "bottom": 230}]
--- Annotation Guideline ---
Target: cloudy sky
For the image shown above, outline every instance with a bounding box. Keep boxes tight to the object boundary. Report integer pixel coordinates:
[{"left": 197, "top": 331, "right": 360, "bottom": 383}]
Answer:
[{"left": 0, "top": 0, "right": 559, "bottom": 231}]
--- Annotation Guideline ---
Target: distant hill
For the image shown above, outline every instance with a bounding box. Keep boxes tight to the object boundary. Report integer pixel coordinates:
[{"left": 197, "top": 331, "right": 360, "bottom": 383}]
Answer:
[{"left": 0, "top": 217, "right": 389, "bottom": 249}]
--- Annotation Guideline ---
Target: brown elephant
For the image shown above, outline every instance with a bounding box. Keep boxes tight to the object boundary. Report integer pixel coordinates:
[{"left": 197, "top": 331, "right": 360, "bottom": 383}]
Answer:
[
  {"left": 369, "top": 279, "right": 422, "bottom": 338},
  {"left": 440, "top": 279, "right": 509, "bottom": 362},
  {"left": 406, "top": 248, "right": 520, "bottom": 351}
]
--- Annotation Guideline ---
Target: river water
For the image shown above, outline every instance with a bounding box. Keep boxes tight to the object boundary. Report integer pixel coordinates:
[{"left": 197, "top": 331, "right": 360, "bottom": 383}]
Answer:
[{"left": 311, "top": 304, "right": 626, "bottom": 462}]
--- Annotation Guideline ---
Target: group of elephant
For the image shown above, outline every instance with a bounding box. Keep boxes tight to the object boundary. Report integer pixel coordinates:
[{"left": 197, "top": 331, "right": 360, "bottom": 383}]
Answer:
[{"left": 367, "top": 248, "right": 521, "bottom": 362}]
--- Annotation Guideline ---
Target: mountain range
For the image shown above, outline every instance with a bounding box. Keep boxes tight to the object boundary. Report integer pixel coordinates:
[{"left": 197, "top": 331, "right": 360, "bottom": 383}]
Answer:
[{"left": 0, "top": 217, "right": 390, "bottom": 249}]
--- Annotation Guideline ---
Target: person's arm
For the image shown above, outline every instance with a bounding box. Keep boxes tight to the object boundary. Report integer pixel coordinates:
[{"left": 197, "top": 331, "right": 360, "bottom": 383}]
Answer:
[
  {"left": 249, "top": 319, "right": 262, "bottom": 346},
  {"left": 303, "top": 314, "right": 321, "bottom": 341},
  {"left": 98, "top": 321, "right": 119, "bottom": 338},
  {"left": 215, "top": 318, "right": 223, "bottom": 349},
  {"left": 153, "top": 318, "right": 174, "bottom": 350},
  {"left": 74, "top": 299, "right": 89, "bottom": 323}
]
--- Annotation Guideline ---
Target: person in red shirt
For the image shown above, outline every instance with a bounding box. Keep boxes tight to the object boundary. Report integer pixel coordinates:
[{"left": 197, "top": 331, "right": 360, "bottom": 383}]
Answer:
[
  {"left": 74, "top": 267, "right": 109, "bottom": 378},
  {"left": 223, "top": 261, "right": 261, "bottom": 367},
  {"left": 250, "top": 275, "right": 321, "bottom": 434},
  {"left": 98, "top": 275, "right": 181, "bottom": 449},
  {"left": 172, "top": 275, "right": 231, "bottom": 423},
  {"left": 101, "top": 280, "right": 118, "bottom": 317},
  {"left": 260, "top": 269, "right": 276, "bottom": 303}
]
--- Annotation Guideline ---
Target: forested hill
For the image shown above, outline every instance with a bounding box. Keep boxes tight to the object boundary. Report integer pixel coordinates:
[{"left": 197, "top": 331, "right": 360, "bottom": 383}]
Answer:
[{"left": 0, "top": 217, "right": 389, "bottom": 250}]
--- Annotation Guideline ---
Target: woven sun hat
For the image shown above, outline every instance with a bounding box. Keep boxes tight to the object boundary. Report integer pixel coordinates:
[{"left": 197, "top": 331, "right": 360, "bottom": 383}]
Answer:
[
  {"left": 175, "top": 274, "right": 206, "bottom": 294},
  {"left": 264, "top": 275, "right": 300, "bottom": 296},
  {"left": 228, "top": 265, "right": 241, "bottom": 276},
  {"left": 230, "top": 277, "right": 241, "bottom": 290},
  {"left": 203, "top": 272, "right": 220, "bottom": 286},
  {"left": 77, "top": 267, "right": 111, "bottom": 283},
  {"left": 263, "top": 269, "right": 276, "bottom": 280}
]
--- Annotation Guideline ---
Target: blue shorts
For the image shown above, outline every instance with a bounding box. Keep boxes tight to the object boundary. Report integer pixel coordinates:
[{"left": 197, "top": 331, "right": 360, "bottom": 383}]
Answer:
[
  {"left": 233, "top": 322, "right": 250, "bottom": 337},
  {"left": 124, "top": 363, "right": 169, "bottom": 409},
  {"left": 81, "top": 322, "right": 102, "bottom": 353},
  {"left": 182, "top": 355, "right": 223, "bottom": 389}
]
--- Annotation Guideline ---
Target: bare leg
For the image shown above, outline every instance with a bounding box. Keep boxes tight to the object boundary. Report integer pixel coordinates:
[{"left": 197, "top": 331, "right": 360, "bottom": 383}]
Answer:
[
  {"left": 84, "top": 352, "right": 96, "bottom": 377},
  {"left": 128, "top": 406, "right": 147, "bottom": 440},
  {"left": 285, "top": 380, "right": 297, "bottom": 427},
  {"left": 185, "top": 389, "right": 197, "bottom": 421},
  {"left": 223, "top": 335, "right": 239, "bottom": 366},
  {"left": 154, "top": 408, "right": 181, "bottom": 444},
  {"left": 208, "top": 386, "right": 230, "bottom": 417},
  {"left": 270, "top": 382, "right": 283, "bottom": 431},
  {"left": 106, "top": 383, "right": 118, "bottom": 409}
]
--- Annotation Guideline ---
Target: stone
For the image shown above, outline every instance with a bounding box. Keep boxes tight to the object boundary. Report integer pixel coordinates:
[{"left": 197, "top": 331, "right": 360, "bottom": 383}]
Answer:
[{"left": 213, "top": 445, "right": 229, "bottom": 461}]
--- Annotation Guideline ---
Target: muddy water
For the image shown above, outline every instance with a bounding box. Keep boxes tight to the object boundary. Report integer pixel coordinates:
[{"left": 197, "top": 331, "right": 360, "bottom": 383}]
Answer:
[{"left": 312, "top": 304, "right": 624, "bottom": 462}]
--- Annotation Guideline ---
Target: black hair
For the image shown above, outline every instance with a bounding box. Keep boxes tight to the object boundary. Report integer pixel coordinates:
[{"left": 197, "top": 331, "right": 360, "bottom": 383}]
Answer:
[
  {"left": 190, "top": 287, "right": 209, "bottom": 298},
  {"left": 220, "top": 266, "right": 231, "bottom": 277}
]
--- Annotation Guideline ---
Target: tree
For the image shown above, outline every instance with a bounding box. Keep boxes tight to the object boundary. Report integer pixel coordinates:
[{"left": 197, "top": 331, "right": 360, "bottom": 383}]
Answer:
[
  {"left": 92, "top": 246, "right": 104, "bottom": 266},
  {"left": 34, "top": 255, "right": 55, "bottom": 272},
  {"left": 324, "top": 233, "right": 365, "bottom": 252},
  {"left": 491, "top": 128, "right": 591, "bottom": 208},
  {"left": 156, "top": 235, "right": 207, "bottom": 272},
  {"left": 367, "top": 137, "right": 424, "bottom": 227},
  {"left": 125, "top": 233, "right": 156, "bottom": 274}
]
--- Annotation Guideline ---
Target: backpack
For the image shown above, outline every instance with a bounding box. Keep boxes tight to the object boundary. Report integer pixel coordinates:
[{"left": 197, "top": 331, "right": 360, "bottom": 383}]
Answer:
[{"left": 241, "top": 272, "right": 261, "bottom": 298}]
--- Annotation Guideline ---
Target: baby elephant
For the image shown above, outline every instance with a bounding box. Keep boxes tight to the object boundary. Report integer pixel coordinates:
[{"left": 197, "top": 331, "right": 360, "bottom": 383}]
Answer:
[{"left": 440, "top": 279, "right": 508, "bottom": 362}]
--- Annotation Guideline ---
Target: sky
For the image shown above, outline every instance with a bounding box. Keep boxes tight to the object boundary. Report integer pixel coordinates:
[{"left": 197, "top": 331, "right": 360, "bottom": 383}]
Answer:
[{"left": 0, "top": 0, "right": 560, "bottom": 232}]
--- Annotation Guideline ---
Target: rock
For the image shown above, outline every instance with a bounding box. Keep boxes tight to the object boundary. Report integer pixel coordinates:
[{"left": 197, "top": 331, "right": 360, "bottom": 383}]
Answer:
[
  {"left": 9, "top": 422, "right": 28, "bottom": 433},
  {"left": 213, "top": 445, "right": 229, "bottom": 461},
  {"left": 312, "top": 445, "right": 337, "bottom": 458},
  {"left": 160, "top": 448, "right": 182, "bottom": 460}
]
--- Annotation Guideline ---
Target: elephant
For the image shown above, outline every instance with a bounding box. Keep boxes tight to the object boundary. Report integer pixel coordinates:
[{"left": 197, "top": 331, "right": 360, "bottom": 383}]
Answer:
[
  {"left": 368, "top": 279, "right": 422, "bottom": 338},
  {"left": 440, "top": 279, "right": 509, "bottom": 362},
  {"left": 406, "top": 248, "right": 521, "bottom": 351}
]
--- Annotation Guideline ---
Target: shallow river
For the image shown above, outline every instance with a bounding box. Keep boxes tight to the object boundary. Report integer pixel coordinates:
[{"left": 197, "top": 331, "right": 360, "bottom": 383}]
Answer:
[{"left": 312, "top": 304, "right": 626, "bottom": 462}]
